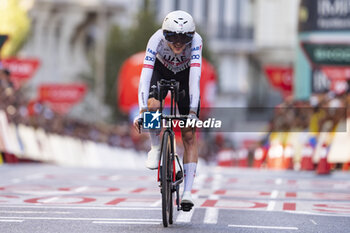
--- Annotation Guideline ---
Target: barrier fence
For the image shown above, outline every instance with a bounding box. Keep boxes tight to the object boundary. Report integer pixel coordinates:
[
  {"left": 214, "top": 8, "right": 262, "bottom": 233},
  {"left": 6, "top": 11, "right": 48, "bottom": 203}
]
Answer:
[
  {"left": 217, "top": 118, "right": 350, "bottom": 174},
  {"left": 0, "top": 110, "right": 142, "bottom": 168}
]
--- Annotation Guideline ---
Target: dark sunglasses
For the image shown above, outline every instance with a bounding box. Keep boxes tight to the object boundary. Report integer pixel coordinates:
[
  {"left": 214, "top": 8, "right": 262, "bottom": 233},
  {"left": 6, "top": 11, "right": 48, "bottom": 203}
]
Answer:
[{"left": 163, "top": 30, "right": 194, "bottom": 44}]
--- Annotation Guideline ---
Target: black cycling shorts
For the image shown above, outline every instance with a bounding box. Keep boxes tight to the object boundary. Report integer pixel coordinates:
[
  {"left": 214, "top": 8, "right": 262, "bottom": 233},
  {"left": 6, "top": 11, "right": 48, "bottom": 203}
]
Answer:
[{"left": 148, "top": 58, "right": 200, "bottom": 116}]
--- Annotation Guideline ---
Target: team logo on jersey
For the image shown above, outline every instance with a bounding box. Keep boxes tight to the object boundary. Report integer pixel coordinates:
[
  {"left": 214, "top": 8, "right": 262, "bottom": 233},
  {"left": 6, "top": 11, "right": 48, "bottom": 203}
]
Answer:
[
  {"left": 145, "top": 56, "right": 155, "bottom": 61},
  {"left": 147, "top": 48, "right": 156, "bottom": 55},
  {"left": 191, "top": 46, "right": 202, "bottom": 51},
  {"left": 191, "top": 54, "right": 200, "bottom": 60}
]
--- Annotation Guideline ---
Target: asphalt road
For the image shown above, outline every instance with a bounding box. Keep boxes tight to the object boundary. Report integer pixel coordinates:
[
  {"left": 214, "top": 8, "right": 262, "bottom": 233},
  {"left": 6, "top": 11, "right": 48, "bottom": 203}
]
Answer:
[{"left": 0, "top": 163, "right": 349, "bottom": 233}]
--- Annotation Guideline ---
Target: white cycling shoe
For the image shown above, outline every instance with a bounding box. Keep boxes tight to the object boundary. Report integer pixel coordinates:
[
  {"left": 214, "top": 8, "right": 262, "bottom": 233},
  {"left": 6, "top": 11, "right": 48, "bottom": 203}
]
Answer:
[
  {"left": 181, "top": 191, "right": 194, "bottom": 212},
  {"left": 145, "top": 146, "right": 160, "bottom": 170}
]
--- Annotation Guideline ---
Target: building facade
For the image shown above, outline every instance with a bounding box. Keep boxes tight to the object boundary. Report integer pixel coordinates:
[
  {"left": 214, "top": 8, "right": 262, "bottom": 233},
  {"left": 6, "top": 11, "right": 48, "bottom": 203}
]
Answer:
[{"left": 21, "top": 0, "right": 300, "bottom": 113}]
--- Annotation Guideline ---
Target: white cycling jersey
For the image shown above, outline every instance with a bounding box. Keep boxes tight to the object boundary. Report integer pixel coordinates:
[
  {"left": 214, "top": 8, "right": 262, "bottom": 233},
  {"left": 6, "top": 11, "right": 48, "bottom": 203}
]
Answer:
[{"left": 138, "top": 29, "right": 202, "bottom": 112}]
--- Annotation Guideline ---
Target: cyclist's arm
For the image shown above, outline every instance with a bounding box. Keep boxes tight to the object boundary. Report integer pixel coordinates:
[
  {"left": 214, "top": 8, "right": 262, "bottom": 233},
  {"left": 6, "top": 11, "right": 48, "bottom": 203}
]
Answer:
[
  {"left": 138, "top": 29, "right": 163, "bottom": 113},
  {"left": 189, "top": 33, "right": 203, "bottom": 114}
]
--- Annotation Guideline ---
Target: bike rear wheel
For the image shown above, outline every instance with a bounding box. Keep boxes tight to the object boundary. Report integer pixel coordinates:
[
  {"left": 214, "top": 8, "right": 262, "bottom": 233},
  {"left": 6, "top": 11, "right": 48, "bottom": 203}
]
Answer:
[{"left": 161, "top": 131, "right": 173, "bottom": 227}]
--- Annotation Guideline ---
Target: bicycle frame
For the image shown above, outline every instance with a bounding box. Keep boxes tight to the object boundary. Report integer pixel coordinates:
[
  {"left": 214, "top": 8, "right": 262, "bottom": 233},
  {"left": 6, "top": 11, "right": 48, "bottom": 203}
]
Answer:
[{"left": 156, "top": 79, "right": 184, "bottom": 211}]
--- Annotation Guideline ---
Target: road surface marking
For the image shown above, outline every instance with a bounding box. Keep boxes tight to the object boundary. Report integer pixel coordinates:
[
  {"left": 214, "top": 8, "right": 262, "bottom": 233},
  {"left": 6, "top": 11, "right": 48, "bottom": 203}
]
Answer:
[
  {"left": 131, "top": 188, "right": 146, "bottom": 193},
  {"left": 204, "top": 208, "right": 218, "bottom": 224},
  {"left": 0, "top": 216, "right": 161, "bottom": 221},
  {"left": 310, "top": 219, "right": 317, "bottom": 225},
  {"left": 228, "top": 224, "right": 298, "bottom": 230},
  {"left": 283, "top": 203, "right": 296, "bottom": 211},
  {"left": 270, "top": 190, "right": 279, "bottom": 198},
  {"left": 287, "top": 210, "right": 350, "bottom": 217},
  {"left": 267, "top": 201, "right": 276, "bottom": 211},
  {"left": 0, "top": 219, "right": 23, "bottom": 222},
  {"left": 0, "top": 211, "right": 70, "bottom": 214},
  {"left": 267, "top": 190, "right": 279, "bottom": 211},
  {"left": 73, "top": 186, "right": 89, "bottom": 193},
  {"left": 93, "top": 221, "right": 160, "bottom": 225},
  {"left": 0, "top": 205, "right": 161, "bottom": 211},
  {"left": 41, "top": 197, "right": 60, "bottom": 203},
  {"left": 176, "top": 210, "right": 194, "bottom": 222},
  {"left": 150, "top": 199, "right": 161, "bottom": 207},
  {"left": 209, "top": 194, "right": 219, "bottom": 200},
  {"left": 286, "top": 192, "right": 297, "bottom": 198},
  {"left": 275, "top": 178, "right": 283, "bottom": 185}
]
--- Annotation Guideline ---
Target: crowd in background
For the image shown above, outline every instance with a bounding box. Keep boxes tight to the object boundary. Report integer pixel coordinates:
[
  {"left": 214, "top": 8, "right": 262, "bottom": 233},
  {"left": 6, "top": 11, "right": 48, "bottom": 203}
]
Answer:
[
  {"left": 0, "top": 67, "right": 137, "bottom": 150},
  {"left": 267, "top": 92, "right": 349, "bottom": 135}
]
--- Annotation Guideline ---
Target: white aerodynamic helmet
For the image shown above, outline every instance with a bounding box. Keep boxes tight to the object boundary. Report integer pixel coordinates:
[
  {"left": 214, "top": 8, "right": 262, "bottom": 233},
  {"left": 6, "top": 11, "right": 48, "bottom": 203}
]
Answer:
[{"left": 162, "top": 10, "right": 195, "bottom": 44}]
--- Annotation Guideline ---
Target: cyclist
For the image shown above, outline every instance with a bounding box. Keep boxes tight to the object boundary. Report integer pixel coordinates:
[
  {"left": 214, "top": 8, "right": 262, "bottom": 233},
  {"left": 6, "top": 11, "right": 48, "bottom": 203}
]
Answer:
[{"left": 133, "top": 10, "right": 202, "bottom": 211}]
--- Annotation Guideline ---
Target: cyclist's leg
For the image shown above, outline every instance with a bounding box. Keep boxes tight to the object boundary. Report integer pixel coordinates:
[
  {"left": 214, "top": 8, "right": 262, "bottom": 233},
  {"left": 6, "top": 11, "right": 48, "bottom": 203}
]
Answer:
[
  {"left": 176, "top": 68, "right": 199, "bottom": 209},
  {"left": 147, "top": 59, "right": 172, "bottom": 147},
  {"left": 145, "top": 59, "right": 171, "bottom": 169},
  {"left": 179, "top": 127, "right": 197, "bottom": 211}
]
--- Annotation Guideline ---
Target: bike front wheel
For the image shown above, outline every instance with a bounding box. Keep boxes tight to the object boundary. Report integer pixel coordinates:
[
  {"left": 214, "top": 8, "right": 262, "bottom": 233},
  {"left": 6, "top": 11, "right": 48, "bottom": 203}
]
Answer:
[{"left": 161, "top": 131, "right": 173, "bottom": 227}]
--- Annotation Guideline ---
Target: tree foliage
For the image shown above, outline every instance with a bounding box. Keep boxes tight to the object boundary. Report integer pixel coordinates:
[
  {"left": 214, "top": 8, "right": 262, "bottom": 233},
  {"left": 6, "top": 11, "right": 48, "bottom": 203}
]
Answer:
[{"left": 105, "top": 2, "right": 159, "bottom": 120}]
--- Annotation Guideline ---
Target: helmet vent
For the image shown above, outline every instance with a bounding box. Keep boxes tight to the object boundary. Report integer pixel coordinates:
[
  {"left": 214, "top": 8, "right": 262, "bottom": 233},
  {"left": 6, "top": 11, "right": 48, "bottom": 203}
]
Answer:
[
  {"left": 184, "top": 21, "right": 188, "bottom": 24},
  {"left": 174, "top": 20, "right": 178, "bottom": 24}
]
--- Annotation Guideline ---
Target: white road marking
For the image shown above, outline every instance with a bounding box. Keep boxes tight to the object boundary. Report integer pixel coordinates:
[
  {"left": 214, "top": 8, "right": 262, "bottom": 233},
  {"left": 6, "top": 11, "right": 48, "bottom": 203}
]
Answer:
[
  {"left": 275, "top": 178, "right": 283, "bottom": 185},
  {"left": 73, "top": 186, "right": 89, "bottom": 193},
  {"left": 310, "top": 219, "right": 317, "bottom": 225},
  {"left": 176, "top": 210, "right": 194, "bottom": 223},
  {"left": 208, "top": 194, "right": 219, "bottom": 200},
  {"left": 0, "top": 211, "right": 70, "bottom": 214},
  {"left": 0, "top": 205, "right": 161, "bottom": 211},
  {"left": 93, "top": 221, "right": 160, "bottom": 225},
  {"left": 286, "top": 210, "right": 350, "bottom": 217},
  {"left": 0, "top": 219, "right": 24, "bottom": 222},
  {"left": 228, "top": 224, "right": 298, "bottom": 230},
  {"left": 267, "top": 190, "right": 279, "bottom": 211},
  {"left": 270, "top": 190, "right": 279, "bottom": 199},
  {"left": 203, "top": 208, "right": 218, "bottom": 224},
  {"left": 41, "top": 197, "right": 60, "bottom": 203},
  {"left": 267, "top": 201, "right": 276, "bottom": 211},
  {"left": 212, "top": 174, "right": 223, "bottom": 190},
  {"left": 150, "top": 199, "right": 162, "bottom": 207},
  {"left": 0, "top": 216, "right": 161, "bottom": 222}
]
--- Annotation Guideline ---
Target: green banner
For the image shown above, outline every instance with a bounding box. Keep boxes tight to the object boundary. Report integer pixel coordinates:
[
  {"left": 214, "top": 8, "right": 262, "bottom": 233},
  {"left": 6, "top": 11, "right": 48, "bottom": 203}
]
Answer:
[{"left": 301, "top": 42, "right": 350, "bottom": 66}]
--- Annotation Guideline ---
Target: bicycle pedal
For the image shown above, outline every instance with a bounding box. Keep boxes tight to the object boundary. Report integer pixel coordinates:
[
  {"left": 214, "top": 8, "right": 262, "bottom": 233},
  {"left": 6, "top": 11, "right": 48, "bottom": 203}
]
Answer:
[{"left": 180, "top": 202, "right": 194, "bottom": 212}]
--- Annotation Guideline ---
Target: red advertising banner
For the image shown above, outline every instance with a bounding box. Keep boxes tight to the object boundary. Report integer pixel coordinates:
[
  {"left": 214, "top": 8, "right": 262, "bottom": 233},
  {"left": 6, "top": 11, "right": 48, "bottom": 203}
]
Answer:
[
  {"left": 1, "top": 57, "right": 40, "bottom": 88},
  {"left": 39, "top": 84, "right": 87, "bottom": 114},
  {"left": 321, "top": 66, "right": 350, "bottom": 80},
  {"left": 321, "top": 66, "right": 350, "bottom": 94},
  {"left": 264, "top": 66, "right": 293, "bottom": 97}
]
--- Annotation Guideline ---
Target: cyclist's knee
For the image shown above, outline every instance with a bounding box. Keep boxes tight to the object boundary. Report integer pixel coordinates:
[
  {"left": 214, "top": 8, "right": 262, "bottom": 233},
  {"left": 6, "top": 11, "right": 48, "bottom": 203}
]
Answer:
[
  {"left": 148, "top": 98, "right": 160, "bottom": 111},
  {"left": 181, "top": 128, "right": 195, "bottom": 145}
]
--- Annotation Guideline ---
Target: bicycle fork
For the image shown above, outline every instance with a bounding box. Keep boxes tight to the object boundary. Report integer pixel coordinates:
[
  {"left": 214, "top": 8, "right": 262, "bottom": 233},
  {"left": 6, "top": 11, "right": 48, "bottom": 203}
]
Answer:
[{"left": 158, "top": 153, "right": 184, "bottom": 211}]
